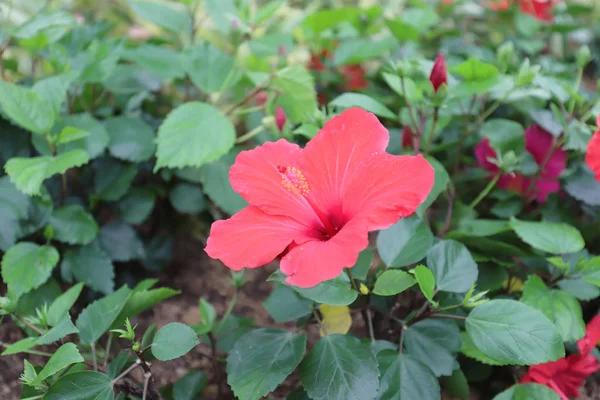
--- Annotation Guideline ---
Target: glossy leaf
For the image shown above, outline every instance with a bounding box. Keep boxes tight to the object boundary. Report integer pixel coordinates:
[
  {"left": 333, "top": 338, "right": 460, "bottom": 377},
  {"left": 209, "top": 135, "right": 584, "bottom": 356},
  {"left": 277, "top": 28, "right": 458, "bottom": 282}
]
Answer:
[
  {"left": 152, "top": 322, "right": 200, "bottom": 361},
  {"left": 50, "top": 204, "right": 98, "bottom": 245},
  {"left": 1, "top": 242, "right": 59, "bottom": 297},
  {"left": 377, "top": 216, "right": 433, "bottom": 268},
  {"left": 426, "top": 240, "right": 478, "bottom": 293}
]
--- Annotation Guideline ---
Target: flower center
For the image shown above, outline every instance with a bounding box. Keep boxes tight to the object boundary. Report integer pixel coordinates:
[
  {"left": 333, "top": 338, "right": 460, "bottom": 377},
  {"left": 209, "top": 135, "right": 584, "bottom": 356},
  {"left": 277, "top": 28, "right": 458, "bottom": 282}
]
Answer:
[{"left": 277, "top": 165, "right": 338, "bottom": 238}]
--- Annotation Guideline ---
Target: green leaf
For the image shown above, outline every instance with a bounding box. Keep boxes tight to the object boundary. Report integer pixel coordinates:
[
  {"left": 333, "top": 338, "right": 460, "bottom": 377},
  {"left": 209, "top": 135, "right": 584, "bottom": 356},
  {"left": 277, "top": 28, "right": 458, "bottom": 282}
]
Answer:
[
  {"left": 376, "top": 350, "right": 440, "bottom": 400},
  {"left": 182, "top": 43, "right": 236, "bottom": 93},
  {"left": 373, "top": 270, "right": 416, "bottom": 296},
  {"left": 128, "top": 0, "right": 192, "bottom": 36},
  {"left": 114, "top": 287, "right": 180, "bottom": 328},
  {"left": 122, "top": 45, "right": 185, "bottom": 80},
  {"left": 204, "top": 0, "right": 237, "bottom": 33},
  {"left": 460, "top": 332, "right": 502, "bottom": 365},
  {"left": 106, "top": 351, "right": 131, "bottom": 379},
  {"left": 330, "top": 93, "right": 396, "bottom": 119},
  {"left": 37, "top": 316, "right": 79, "bottom": 345},
  {"left": 5, "top": 149, "right": 90, "bottom": 196},
  {"left": 377, "top": 216, "right": 433, "bottom": 268},
  {"left": 227, "top": 329, "right": 306, "bottom": 400},
  {"left": 93, "top": 158, "right": 138, "bottom": 201},
  {"left": 31, "top": 343, "right": 83, "bottom": 385},
  {"left": 152, "top": 322, "right": 200, "bottom": 361},
  {"left": 564, "top": 120, "right": 592, "bottom": 152},
  {"left": 303, "top": 7, "right": 363, "bottom": 34},
  {"left": 493, "top": 383, "right": 560, "bottom": 400},
  {"left": 427, "top": 240, "right": 478, "bottom": 293},
  {"left": 382, "top": 73, "right": 423, "bottom": 103},
  {"left": 0, "top": 80, "right": 54, "bottom": 134},
  {"left": 104, "top": 116, "right": 156, "bottom": 162},
  {"left": 441, "top": 368, "right": 469, "bottom": 399},
  {"left": 466, "top": 299, "right": 564, "bottom": 365},
  {"left": 452, "top": 57, "right": 499, "bottom": 81},
  {"left": 417, "top": 157, "right": 449, "bottom": 215},
  {"left": 193, "top": 298, "right": 217, "bottom": 335},
  {"left": 45, "top": 371, "right": 114, "bottom": 400},
  {"left": 268, "top": 270, "right": 358, "bottom": 306},
  {"left": 117, "top": 188, "right": 156, "bottom": 224},
  {"left": 301, "top": 335, "right": 379, "bottom": 400},
  {"left": 57, "top": 127, "right": 90, "bottom": 145},
  {"left": 56, "top": 114, "right": 110, "bottom": 159},
  {"left": 412, "top": 265, "right": 436, "bottom": 305},
  {"left": 202, "top": 152, "right": 247, "bottom": 215},
  {"left": 521, "top": 275, "right": 585, "bottom": 342},
  {"left": 14, "top": 11, "right": 74, "bottom": 41},
  {"left": 76, "top": 286, "right": 131, "bottom": 344},
  {"left": 169, "top": 183, "right": 206, "bottom": 214},
  {"left": 272, "top": 65, "right": 317, "bottom": 124},
  {"left": 479, "top": 119, "right": 525, "bottom": 153},
  {"left": 351, "top": 249, "right": 373, "bottom": 281},
  {"left": 1, "top": 242, "right": 59, "bottom": 298},
  {"left": 509, "top": 218, "right": 585, "bottom": 254},
  {"left": 404, "top": 319, "right": 461, "bottom": 377},
  {"left": 31, "top": 72, "right": 79, "bottom": 117},
  {"left": 49, "top": 204, "right": 98, "bottom": 245},
  {"left": 263, "top": 285, "right": 313, "bottom": 323},
  {"left": 61, "top": 242, "right": 114, "bottom": 295},
  {"left": 557, "top": 278, "right": 600, "bottom": 301},
  {"left": 173, "top": 371, "right": 207, "bottom": 400},
  {"left": 155, "top": 102, "right": 235, "bottom": 170},
  {"left": 564, "top": 166, "right": 600, "bottom": 207},
  {"left": 99, "top": 222, "right": 145, "bottom": 262},
  {"left": 332, "top": 37, "right": 397, "bottom": 66},
  {"left": 1, "top": 337, "right": 37, "bottom": 356},
  {"left": 47, "top": 283, "right": 85, "bottom": 326}
]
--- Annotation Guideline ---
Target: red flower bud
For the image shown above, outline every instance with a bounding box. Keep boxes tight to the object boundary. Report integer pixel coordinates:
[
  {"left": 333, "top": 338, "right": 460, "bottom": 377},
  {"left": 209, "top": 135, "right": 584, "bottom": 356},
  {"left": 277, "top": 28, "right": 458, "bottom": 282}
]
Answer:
[
  {"left": 429, "top": 54, "right": 447, "bottom": 93},
  {"left": 402, "top": 126, "right": 413, "bottom": 149},
  {"left": 275, "top": 106, "right": 287, "bottom": 132}
]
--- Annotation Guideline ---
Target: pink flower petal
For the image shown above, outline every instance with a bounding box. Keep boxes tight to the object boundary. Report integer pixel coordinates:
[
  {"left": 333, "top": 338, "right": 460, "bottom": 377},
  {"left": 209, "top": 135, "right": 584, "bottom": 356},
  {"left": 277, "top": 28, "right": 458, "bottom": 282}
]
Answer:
[
  {"left": 525, "top": 125, "right": 566, "bottom": 179},
  {"left": 205, "top": 206, "right": 317, "bottom": 271},
  {"left": 280, "top": 217, "right": 369, "bottom": 288},
  {"left": 586, "top": 131, "right": 600, "bottom": 182}
]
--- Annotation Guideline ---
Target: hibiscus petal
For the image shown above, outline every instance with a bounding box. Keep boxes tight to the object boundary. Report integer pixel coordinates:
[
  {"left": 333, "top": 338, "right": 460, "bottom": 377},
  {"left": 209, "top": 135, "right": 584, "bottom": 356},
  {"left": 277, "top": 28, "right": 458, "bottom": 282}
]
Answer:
[
  {"left": 205, "top": 206, "right": 316, "bottom": 271},
  {"left": 474, "top": 138, "right": 500, "bottom": 173},
  {"left": 280, "top": 217, "right": 369, "bottom": 288},
  {"left": 525, "top": 125, "right": 566, "bottom": 179},
  {"left": 343, "top": 153, "right": 434, "bottom": 230},
  {"left": 530, "top": 178, "right": 560, "bottom": 203},
  {"left": 299, "top": 108, "right": 389, "bottom": 225},
  {"left": 229, "top": 139, "right": 322, "bottom": 228},
  {"left": 586, "top": 131, "right": 600, "bottom": 182},
  {"left": 578, "top": 314, "right": 600, "bottom": 355}
]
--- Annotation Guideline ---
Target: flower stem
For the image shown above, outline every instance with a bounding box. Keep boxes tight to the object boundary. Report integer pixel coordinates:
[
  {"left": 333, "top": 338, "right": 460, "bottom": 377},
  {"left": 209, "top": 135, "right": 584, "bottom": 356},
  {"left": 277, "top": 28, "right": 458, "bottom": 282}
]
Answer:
[
  {"left": 424, "top": 107, "right": 439, "bottom": 155},
  {"left": 215, "top": 289, "right": 238, "bottom": 336},
  {"left": 235, "top": 125, "right": 265, "bottom": 144},
  {"left": 345, "top": 268, "right": 359, "bottom": 291},
  {"left": 429, "top": 313, "right": 467, "bottom": 321},
  {"left": 400, "top": 76, "right": 421, "bottom": 135},
  {"left": 568, "top": 67, "right": 583, "bottom": 114},
  {"left": 468, "top": 173, "right": 500, "bottom": 210}
]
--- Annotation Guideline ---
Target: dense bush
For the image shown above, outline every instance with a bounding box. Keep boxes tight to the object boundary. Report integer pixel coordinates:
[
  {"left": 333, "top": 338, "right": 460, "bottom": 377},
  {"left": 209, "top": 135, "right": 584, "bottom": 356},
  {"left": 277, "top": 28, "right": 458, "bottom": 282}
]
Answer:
[{"left": 1, "top": 0, "right": 600, "bottom": 399}]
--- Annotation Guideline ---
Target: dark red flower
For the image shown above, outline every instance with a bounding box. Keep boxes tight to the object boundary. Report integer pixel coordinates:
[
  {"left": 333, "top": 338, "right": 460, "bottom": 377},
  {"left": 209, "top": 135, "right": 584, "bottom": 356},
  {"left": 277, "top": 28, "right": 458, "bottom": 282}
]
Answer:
[
  {"left": 521, "top": 315, "right": 600, "bottom": 399},
  {"left": 585, "top": 116, "right": 600, "bottom": 182},
  {"left": 205, "top": 108, "right": 434, "bottom": 287},
  {"left": 429, "top": 54, "right": 447, "bottom": 93},
  {"left": 339, "top": 64, "right": 369, "bottom": 91},
  {"left": 275, "top": 106, "right": 287, "bottom": 132},
  {"left": 474, "top": 125, "right": 566, "bottom": 202},
  {"left": 402, "top": 126, "right": 414, "bottom": 149}
]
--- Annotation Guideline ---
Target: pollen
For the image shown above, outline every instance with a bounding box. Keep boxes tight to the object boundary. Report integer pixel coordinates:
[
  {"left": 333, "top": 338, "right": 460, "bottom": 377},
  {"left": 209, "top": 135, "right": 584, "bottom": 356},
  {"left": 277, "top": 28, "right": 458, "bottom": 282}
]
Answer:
[{"left": 277, "top": 165, "right": 310, "bottom": 196}]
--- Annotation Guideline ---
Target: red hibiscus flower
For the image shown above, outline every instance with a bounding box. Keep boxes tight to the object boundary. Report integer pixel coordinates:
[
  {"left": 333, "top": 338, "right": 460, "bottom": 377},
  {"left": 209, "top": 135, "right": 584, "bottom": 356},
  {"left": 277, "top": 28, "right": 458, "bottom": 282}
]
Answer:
[
  {"left": 585, "top": 116, "right": 600, "bottom": 182},
  {"left": 429, "top": 54, "right": 447, "bottom": 93},
  {"left": 205, "top": 108, "right": 434, "bottom": 288},
  {"left": 486, "top": 0, "right": 556, "bottom": 22},
  {"left": 474, "top": 125, "right": 566, "bottom": 202},
  {"left": 339, "top": 65, "right": 369, "bottom": 91},
  {"left": 521, "top": 315, "right": 600, "bottom": 399}
]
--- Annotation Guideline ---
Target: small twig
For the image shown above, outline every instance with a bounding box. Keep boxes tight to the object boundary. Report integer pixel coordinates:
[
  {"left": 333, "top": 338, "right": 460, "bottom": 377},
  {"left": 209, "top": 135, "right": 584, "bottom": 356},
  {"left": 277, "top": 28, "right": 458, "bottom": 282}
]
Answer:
[
  {"left": 142, "top": 372, "right": 151, "bottom": 400},
  {"left": 398, "top": 324, "right": 407, "bottom": 355},
  {"left": 235, "top": 125, "right": 265, "bottom": 144},
  {"left": 208, "top": 332, "right": 223, "bottom": 399},
  {"left": 468, "top": 173, "right": 500, "bottom": 210},
  {"left": 91, "top": 343, "right": 98, "bottom": 371},
  {"left": 215, "top": 289, "right": 238, "bottom": 335},
  {"left": 429, "top": 313, "right": 467, "bottom": 321},
  {"left": 345, "top": 268, "right": 359, "bottom": 291},
  {"left": 424, "top": 107, "right": 439, "bottom": 155},
  {"left": 401, "top": 76, "right": 420, "bottom": 136},
  {"left": 439, "top": 185, "right": 455, "bottom": 237},
  {"left": 112, "top": 359, "right": 140, "bottom": 384},
  {"left": 103, "top": 334, "right": 113, "bottom": 371},
  {"left": 312, "top": 308, "right": 326, "bottom": 335},
  {"left": 365, "top": 309, "right": 375, "bottom": 343},
  {"left": 224, "top": 76, "right": 273, "bottom": 116},
  {"left": 13, "top": 314, "right": 45, "bottom": 336}
]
